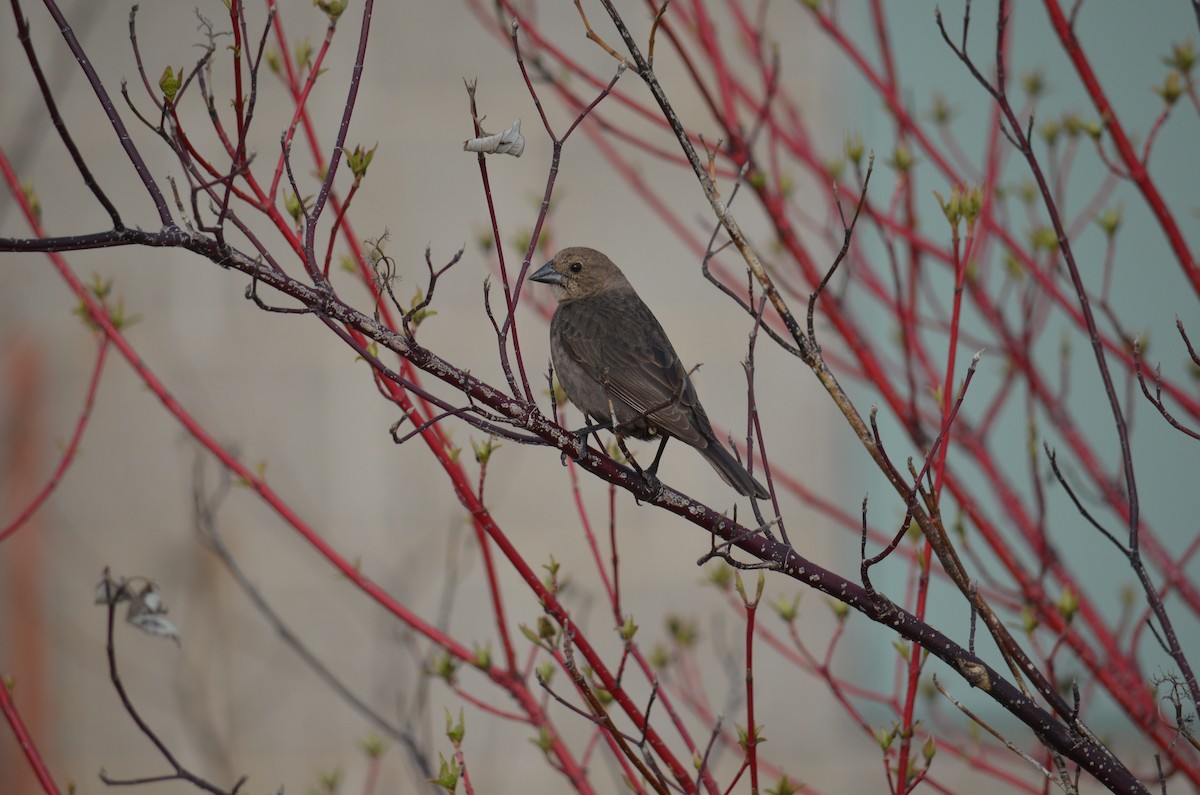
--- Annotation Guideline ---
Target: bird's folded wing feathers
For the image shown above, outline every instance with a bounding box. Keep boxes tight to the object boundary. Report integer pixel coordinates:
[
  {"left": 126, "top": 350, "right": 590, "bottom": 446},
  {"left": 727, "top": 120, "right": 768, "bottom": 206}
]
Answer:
[{"left": 556, "top": 297, "right": 706, "bottom": 444}]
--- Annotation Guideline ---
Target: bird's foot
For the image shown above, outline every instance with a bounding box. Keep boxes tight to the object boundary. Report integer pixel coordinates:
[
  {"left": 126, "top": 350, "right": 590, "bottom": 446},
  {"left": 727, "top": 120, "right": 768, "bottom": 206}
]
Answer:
[
  {"left": 637, "top": 468, "right": 665, "bottom": 501},
  {"left": 560, "top": 428, "right": 591, "bottom": 466}
]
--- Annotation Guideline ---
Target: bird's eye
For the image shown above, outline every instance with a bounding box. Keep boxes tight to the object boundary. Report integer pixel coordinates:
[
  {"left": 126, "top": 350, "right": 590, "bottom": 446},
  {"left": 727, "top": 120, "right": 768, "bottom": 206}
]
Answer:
[{"left": 569, "top": 261, "right": 583, "bottom": 273}]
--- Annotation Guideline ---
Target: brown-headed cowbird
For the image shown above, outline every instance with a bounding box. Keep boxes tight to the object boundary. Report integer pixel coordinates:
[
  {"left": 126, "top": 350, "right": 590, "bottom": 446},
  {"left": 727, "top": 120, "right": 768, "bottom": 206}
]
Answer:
[{"left": 530, "top": 247, "right": 768, "bottom": 499}]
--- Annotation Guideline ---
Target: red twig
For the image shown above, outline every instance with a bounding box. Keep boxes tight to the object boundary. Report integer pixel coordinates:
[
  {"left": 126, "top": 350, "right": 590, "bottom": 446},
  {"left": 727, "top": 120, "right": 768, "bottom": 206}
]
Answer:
[
  {"left": 0, "top": 338, "right": 109, "bottom": 544},
  {"left": 0, "top": 680, "right": 61, "bottom": 795},
  {"left": 1043, "top": 0, "right": 1200, "bottom": 296}
]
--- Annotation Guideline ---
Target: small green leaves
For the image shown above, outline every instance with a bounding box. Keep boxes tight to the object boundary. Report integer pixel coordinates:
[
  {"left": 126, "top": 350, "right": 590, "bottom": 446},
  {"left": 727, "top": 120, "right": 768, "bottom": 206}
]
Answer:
[
  {"left": 315, "top": 768, "right": 342, "bottom": 795},
  {"left": 1062, "top": 112, "right": 1085, "bottom": 139},
  {"left": 1017, "top": 179, "right": 1038, "bottom": 206},
  {"left": 1003, "top": 253, "right": 1024, "bottom": 280},
  {"left": 736, "top": 723, "right": 766, "bottom": 750},
  {"left": 530, "top": 727, "right": 555, "bottom": 753},
  {"left": 86, "top": 272, "right": 113, "bottom": 301},
  {"left": 666, "top": 615, "right": 698, "bottom": 648},
  {"left": 771, "top": 593, "right": 801, "bottom": 624},
  {"left": 733, "top": 571, "right": 765, "bottom": 606},
  {"left": 1021, "top": 69, "right": 1047, "bottom": 98},
  {"left": 470, "top": 643, "right": 492, "bottom": 670},
  {"left": 1080, "top": 118, "right": 1104, "bottom": 140},
  {"left": 73, "top": 274, "right": 141, "bottom": 331},
  {"left": 934, "top": 185, "right": 984, "bottom": 237},
  {"left": 934, "top": 187, "right": 963, "bottom": 229},
  {"left": 765, "top": 775, "right": 804, "bottom": 795},
  {"left": 358, "top": 732, "right": 386, "bottom": 759},
  {"left": 471, "top": 435, "right": 499, "bottom": 465},
  {"left": 536, "top": 660, "right": 555, "bottom": 684},
  {"left": 474, "top": 229, "right": 495, "bottom": 253},
  {"left": 284, "top": 190, "right": 312, "bottom": 223},
  {"left": 960, "top": 188, "right": 979, "bottom": 231},
  {"left": 346, "top": 143, "right": 377, "bottom": 178},
  {"left": 21, "top": 181, "right": 40, "bottom": 220},
  {"left": 511, "top": 229, "right": 533, "bottom": 255},
  {"left": 1039, "top": 118, "right": 1060, "bottom": 147},
  {"left": 778, "top": 172, "right": 795, "bottom": 199},
  {"left": 927, "top": 93, "right": 956, "bottom": 126},
  {"left": 295, "top": 39, "right": 314, "bottom": 71},
  {"left": 844, "top": 131, "right": 865, "bottom": 168},
  {"left": 445, "top": 708, "right": 466, "bottom": 745},
  {"left": 407, "top": 289, "right": 437, "bottom": 327},
  {"left": 430, "top": 753, "right": 461, "bottom": 792},
  {"left": 618, "top": 614, "right": 638, "bottom": 642},
  {"left": 1163, "top": 40, "right": 1196, "bottom": 75},
  {"left": 1020, "top": 604, "right": 1039, "bottom": 634},
  {"left": 1028, "top": 225, "right": 1059, "bottom": 252},
  {"left": 112, "top": 298, "right": 141, "bottom": 330},
  {"left": 1153, "top": 71, "right": 1184, "bottom": 106},
  {"left": 546, "top": 377, "right": 567, "bottom": 408},
  {"left": 159, "top": 65, "right": 182, "bottom": 103},
  {"left": 1096, "top": 204, "right": 1123, "bottom": 238},
  {"left": 314, "top": 0, "right": 348, "bottom": 22},
  {"left": 1057, "top": 586, "right": 1079, "bottom": 623},
  {"left": 232, "top": 458, "right": 269, "bottom": 488},
  {"left": 537, "top": 616, "right": 557, "bottom": 642},
  {"left": 921, "top": 735, "right": 937, "bottom": 763},
  {"left": 887, "top": 142, "right": 914, "bottom": 173},
  {"left": 951, "top": 509, "right": 966, "bottom": 539},
  {"left": 705, "top": 562, "right": 733, "bottom": 591},
  {"left": 428, "top": 651, "right": 459, "bottom": 684},
  {"left": 541, "top": 556, "right": 563, "bottom": 595}
]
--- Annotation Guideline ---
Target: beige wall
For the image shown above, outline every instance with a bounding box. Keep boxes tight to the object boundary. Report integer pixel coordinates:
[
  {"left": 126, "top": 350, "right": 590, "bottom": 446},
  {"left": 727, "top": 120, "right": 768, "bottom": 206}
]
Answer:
[{"left": 0, "top": 1, "right": 859, "bottom": 792}]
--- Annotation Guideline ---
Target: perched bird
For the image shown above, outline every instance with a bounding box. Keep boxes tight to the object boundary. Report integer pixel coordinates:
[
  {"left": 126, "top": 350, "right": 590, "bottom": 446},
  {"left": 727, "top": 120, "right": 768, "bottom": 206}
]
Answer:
[{"left": 530, "top": 246, "right": 768, "bottom": 499}]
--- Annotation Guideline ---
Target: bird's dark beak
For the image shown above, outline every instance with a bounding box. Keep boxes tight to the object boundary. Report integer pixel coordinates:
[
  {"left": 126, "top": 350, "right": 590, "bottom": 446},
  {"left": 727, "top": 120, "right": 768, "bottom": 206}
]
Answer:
[{"left": 530, "top": 260, "right": 563, "bottom": 286}]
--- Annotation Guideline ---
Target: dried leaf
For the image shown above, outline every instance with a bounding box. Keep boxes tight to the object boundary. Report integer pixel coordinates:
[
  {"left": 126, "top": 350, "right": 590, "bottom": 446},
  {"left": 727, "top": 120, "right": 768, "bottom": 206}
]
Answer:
[
  {"left": 135, "top": 582, "right": 167, "bottom": 615},
  {"left": 464, "top": 119, "right": 525, "bottom": 157},
  {"left": 127, "top": 612, "right": 181, "bottom": 645}
]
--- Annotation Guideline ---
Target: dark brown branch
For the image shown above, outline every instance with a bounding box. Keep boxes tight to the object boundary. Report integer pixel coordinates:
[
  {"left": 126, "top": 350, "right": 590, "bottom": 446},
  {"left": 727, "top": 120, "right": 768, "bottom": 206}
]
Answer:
[
  {"left": 33, "top": 0, "right": 174, "bottom": 225},
  {"left": 100, "top": 576, "right": 244, "bottom": 795}
]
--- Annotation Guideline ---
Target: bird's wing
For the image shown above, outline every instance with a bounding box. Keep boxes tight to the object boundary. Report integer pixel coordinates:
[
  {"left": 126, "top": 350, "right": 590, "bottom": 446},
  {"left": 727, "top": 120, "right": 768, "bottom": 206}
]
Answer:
[{"left": 555, "top": 292, "right": 708, "bottom": 445}]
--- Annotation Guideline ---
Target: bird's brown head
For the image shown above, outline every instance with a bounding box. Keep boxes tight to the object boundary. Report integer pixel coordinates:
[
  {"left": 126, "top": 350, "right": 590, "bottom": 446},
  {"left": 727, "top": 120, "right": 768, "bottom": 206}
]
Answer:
[{"left": 530, "top": 247, "right": 631, "bottom": 302}]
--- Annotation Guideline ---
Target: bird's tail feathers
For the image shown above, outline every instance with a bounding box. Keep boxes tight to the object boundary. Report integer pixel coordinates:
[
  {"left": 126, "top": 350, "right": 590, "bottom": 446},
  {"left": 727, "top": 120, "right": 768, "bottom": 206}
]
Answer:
[{"left": 701, "top": 441, "right": 769, "bottom": 500}]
